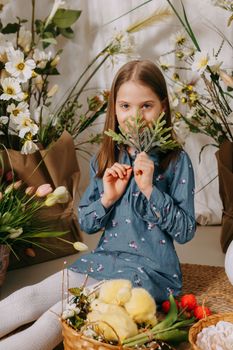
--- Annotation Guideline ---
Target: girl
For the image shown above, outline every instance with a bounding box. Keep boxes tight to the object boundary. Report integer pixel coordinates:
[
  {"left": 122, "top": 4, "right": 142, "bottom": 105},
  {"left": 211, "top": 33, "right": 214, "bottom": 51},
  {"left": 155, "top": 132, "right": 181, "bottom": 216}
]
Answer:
[{"left": 0, "top": 60, "right": 196, "bottom": 350}]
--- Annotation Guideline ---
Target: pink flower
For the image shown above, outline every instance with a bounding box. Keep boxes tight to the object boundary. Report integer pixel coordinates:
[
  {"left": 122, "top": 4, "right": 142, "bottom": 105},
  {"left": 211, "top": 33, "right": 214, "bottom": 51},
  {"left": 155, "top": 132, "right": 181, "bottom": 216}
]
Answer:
[
  {"left": 5, "top": 180, "right": 22, "bottom": 194},
  {"left": 25, "top": 186, "right": 36, "bottom": 196},
  {"left": 13, "top": 180, "right": 22, "bottom": 190},
  {"left": 36, "top": 184, "right": 53, "bottom": 197}
]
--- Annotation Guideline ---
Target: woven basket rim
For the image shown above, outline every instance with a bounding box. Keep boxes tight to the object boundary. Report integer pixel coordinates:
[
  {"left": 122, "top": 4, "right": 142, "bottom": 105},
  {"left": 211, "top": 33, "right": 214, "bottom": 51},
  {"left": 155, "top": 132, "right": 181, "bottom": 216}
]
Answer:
[
  {"left": 61, "top": 320, "right": 124, "bottom": 350},
  {"left": 61, "top": 320, "right": 176, "bottom": 350},
  {"left": 189, "top": 312, "right": 233, "bottom": 350}
]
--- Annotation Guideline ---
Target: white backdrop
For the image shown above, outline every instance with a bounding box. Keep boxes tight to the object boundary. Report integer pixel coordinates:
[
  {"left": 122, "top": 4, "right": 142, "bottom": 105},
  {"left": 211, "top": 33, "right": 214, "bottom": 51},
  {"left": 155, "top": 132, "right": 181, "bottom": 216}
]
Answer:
[{"left": 1, "top": 0, "right": 233, "bottom": 224}]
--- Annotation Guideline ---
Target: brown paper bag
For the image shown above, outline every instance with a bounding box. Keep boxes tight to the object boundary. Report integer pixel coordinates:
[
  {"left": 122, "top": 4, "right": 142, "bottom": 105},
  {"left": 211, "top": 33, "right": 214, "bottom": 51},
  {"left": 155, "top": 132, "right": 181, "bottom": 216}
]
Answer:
[
  {"left": 0, "top": 131, "right": 83, "bottom": 269},
  {"left": 215, "top": 141, "right": 233, "bottom": 253}
]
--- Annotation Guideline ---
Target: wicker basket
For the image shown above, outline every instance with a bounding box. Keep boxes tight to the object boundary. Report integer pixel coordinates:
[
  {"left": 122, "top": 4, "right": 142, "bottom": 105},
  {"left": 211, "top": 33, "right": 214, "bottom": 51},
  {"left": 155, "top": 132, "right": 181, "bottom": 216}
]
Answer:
[
  {"left": 61, "top": 320, "right": 175, "bottom": 350},
  {"left": 188, "top": 293, "right": 233, "bottom": 350}
]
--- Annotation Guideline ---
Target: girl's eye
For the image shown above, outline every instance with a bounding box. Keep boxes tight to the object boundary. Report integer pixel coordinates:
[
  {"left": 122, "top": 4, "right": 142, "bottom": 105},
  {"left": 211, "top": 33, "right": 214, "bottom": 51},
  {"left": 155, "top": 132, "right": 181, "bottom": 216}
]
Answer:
[
  {"left": 141, "top": 103, "right": 152, "bottom": 110},
  {"left": 120, "top": 103, "right": 130, "bottom": 110}
]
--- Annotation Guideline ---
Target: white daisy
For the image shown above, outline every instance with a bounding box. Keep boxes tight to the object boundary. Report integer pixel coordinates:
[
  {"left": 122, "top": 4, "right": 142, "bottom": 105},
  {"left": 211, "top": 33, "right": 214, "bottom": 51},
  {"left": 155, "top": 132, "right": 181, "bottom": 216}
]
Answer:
[
  {"left": 7, "top": 102, "right": 30, "bottom": 119},
  {"left": 157, "top": 57, "right": 171, "bottom": 72},
  {"left": 18, "top": 26, "right": 32, "bottom": 53},
  {"left": 191, "top": 51, "right": 222, "bottom": 74},
  {"left": 21, "top": 140, "right": 39, "bottom": 154},
  {"left": 33, "top": 48, "right": 53, "bottom": 69},
  {"left": 5, "top": 48, "right": 36, "bottom": 83},
  {"left": 170, "top": 30, "right": 187, "bottom": 46},
  {"left": 15, "top": 115, "right": 39, "bottom": 138},
  {"left": 0, "top": 77, "right": 24, "bottom": 101}
]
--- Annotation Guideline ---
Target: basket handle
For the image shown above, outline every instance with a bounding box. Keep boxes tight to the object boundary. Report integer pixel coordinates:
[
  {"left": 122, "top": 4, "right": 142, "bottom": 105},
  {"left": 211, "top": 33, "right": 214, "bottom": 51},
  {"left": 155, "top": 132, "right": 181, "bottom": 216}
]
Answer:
[
  {"left": 81, "top": 320, "right": 122, "bottom": 348},
  {"left": 201, "top": 292, "right": 233, "bottom": 320}
]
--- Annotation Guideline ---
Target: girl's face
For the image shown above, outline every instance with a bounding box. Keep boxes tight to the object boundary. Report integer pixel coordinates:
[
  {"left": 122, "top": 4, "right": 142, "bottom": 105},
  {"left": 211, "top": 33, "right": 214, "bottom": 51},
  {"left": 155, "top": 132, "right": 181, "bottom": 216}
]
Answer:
[{"left": 115, "top": 80, "right": 164, "bottom": 129}]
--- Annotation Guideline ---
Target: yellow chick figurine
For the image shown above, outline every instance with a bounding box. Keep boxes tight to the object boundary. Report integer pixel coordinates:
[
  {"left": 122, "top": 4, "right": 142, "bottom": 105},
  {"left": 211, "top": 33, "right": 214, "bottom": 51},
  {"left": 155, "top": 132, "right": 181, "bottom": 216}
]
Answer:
[
  {"left": 98, "top": 279, "right": 132, "bottom": 306},
  {"left": 87, "top": 306, "right": 138, "bottom": 342},
  {"left": 124, "top": 287, "right": 158, "bottom": 326}
]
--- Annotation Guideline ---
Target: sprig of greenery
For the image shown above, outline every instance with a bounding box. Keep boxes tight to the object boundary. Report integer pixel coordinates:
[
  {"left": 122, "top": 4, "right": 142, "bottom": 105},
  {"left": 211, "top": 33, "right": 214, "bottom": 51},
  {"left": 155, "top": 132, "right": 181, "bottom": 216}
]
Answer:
[{"left": 105, "top": 113, "right": 179, "bottom": 153}]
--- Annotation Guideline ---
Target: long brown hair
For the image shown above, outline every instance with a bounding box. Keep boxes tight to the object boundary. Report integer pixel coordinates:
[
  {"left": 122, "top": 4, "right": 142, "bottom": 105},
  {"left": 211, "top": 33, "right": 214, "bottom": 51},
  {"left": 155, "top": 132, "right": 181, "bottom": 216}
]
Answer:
[{"left": 96, "top": 60, "right": 180, "bottom": 177}]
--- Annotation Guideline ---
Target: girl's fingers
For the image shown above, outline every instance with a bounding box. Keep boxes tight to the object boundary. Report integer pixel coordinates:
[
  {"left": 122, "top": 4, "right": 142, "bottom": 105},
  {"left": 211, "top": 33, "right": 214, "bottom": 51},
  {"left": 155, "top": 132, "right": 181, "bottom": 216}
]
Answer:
[
  {"left": 104, "top": 164, "right": 132, "bottom": 179},
  {"left": 104, "top": 168, "right": 118, "bottom": 178},
  {"left": 110, "top": 163, "right": 131, "bottom": 179}
]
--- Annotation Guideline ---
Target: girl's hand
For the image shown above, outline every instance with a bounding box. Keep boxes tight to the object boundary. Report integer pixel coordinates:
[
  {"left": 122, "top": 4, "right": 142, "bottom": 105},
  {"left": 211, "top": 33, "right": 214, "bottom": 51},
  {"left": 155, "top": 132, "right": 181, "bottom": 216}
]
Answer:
[
  {"left": 101, "top": 163, "right": 132, "bottom": 208},
  {"left": 134, "top": 152, "right": 154, "bottom": 200}
]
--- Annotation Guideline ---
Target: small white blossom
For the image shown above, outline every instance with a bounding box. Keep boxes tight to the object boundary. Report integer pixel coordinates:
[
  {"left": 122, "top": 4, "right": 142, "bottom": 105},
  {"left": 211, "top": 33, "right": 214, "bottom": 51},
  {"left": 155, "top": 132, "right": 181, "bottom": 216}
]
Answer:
[
  {"left": 9, "top": 227, "right": 23, "bottom": 238},
  {"left": 61, "top": 309, "right": 75, "bottom": 320},
  {"left": 0, "top": 116, "right": 8, "bottom": 125},
  {"left": 6, "top": 48, "right": 36, "bottom": 83},
  {"left": 191, "top": 51, "right": 222, "bottom": 74},
  {"left": 170, "top": 30, "right": 187, "bottom": 46},
  {"left": 21, "top": 140, "right": 39, "bottom": 154},
  {"left": 33, "top": 49, "right": 53, "bottom": 69},
  {"left": 68, "top": 303, "right": 81, "bottom": 314},
  {"left": 0, "top": 77, "right": 24, "bottom": 101},
  {"left": 18, "top": 26, "right": 32, "bottom": 53},
  {"left": 157, "top": 57, "right": 171, "bottom": 72}
]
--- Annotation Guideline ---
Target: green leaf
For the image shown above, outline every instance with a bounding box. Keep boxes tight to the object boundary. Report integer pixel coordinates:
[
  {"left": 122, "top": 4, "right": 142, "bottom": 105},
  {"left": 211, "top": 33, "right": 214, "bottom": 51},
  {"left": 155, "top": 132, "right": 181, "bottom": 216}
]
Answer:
[
  {"left": 69, "top": 287, "right": 82, "bottom": 297},
  {"left": 60, "top": 27, "right": 74, "bottom": 39},
  {"left": 35, "top": 19, "right": 44, "bottom": 34},
  {"left": 41, "top": 37, "right": 58, "bottom": 45},
  {"left": 52, "top": 9, "right": 81, "bottom": 29},
  {"left": 28, "top": 231, "right": 68, "bottom": 238},
  {"left": 1, "top": 23, "right": 20, "bottom": 34}
]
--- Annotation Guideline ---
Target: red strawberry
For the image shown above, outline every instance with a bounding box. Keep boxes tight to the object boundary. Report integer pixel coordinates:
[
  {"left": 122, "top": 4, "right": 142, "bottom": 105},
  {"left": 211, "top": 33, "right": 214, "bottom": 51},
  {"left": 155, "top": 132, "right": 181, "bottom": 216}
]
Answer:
[
  {"left": 194, "top": 305, "right": 211, "bottom": 320},
  {"left": 180, "top": 294, "right": 197, "bottom": 311},
  {"left": 162, "top": 299, "right": 179, "bottom": 313}
]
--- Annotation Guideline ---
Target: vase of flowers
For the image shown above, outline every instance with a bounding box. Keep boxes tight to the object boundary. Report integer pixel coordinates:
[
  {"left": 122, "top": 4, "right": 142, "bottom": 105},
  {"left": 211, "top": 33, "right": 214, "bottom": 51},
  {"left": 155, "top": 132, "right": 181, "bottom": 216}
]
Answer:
[
  {"left": 0, "top": 164, "right": 81, "bottom": 285},
  {"left": 155, "top": 0, "right": 233, "bottom": 252}
]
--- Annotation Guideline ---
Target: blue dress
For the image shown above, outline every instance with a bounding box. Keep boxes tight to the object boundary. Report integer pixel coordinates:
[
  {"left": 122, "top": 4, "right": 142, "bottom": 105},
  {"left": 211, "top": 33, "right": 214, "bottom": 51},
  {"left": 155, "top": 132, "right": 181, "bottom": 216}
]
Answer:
[{"left": 69, "top": 149, "right": 196, "bottom": 303}]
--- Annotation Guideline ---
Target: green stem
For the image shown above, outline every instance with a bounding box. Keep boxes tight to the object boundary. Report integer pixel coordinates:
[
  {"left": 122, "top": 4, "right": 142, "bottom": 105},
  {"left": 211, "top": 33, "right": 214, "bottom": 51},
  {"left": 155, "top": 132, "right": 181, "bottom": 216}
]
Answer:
[
  {"left": 166, "top": 0, "right": 200, "bottom": 51},
  {"left": 31, "top": 0, "right": 35, "bottom": 48},
  {"left": 56, "top": 237, "right": 73, "bottom": 245},
  {"left": 55, "top": 45, "right": 111, "bottom": 116}
]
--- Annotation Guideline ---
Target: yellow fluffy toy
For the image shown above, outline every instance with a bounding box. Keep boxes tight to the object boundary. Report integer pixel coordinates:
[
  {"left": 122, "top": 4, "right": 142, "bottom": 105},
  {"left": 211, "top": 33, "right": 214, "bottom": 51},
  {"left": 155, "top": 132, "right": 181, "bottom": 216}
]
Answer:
[
  {"left": 98, "top": 279, "right": 132, "bottom": 305},
  {"left": 87, "top": 306, "right": 138, "bottom": 341},
  {"left": 124, "top": 287, "right": 158, "bottom": 326},
  {"left": 86, "top": 279, "right": 158, "bottom": 342}
]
